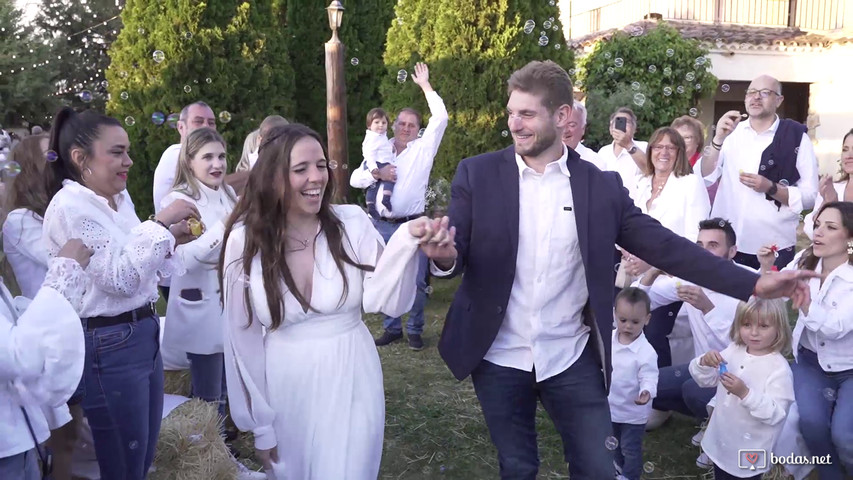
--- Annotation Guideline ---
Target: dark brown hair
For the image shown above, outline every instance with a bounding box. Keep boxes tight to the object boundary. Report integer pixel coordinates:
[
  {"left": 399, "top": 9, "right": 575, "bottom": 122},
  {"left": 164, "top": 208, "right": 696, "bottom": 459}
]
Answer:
[
  {"left": 615, "top": 287, "right": 651, "bottom": 314},
  {"left": 507, "top": 60, "right": 574, "bottom": 114},
  {"left": 366, "top": 108, "right": 388, "bottom": 128},
  {"left": 798, "top": 201, "right": 853, "bottom": 271},
  {"left": 646, "top": 127, "right": 692, "bottom": 178},
  {"left": 5, "top": 134, "right": 51, "bottom": 217},
  {"left": 218, "top": 124, "right": 372, "bottom": 330}
]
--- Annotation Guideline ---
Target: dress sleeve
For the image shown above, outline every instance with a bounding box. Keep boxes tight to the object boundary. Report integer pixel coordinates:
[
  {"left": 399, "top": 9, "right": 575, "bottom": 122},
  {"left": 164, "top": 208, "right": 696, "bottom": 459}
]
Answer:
[
  {"left": 2, "top": 210, "right": 49, "bottom": 267},
  {"left": 222, "top": 230, "right": 278, "bottom": 450}
]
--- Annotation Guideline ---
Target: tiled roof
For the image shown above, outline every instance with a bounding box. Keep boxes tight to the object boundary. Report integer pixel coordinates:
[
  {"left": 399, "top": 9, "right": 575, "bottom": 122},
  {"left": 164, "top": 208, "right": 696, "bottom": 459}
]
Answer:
[{"left": 570, "top": 19, "right": 853, "bottom": 52}]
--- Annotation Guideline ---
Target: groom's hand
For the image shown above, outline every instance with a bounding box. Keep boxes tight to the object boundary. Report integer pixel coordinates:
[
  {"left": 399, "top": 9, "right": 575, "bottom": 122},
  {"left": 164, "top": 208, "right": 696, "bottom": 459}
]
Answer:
[{"left": 753, "top": 270, "right": 820, "bottom": 309}]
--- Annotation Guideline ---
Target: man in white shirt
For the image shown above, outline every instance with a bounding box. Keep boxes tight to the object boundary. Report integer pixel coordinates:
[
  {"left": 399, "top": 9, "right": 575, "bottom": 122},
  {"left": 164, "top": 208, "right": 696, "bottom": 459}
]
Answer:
[
  {"left": 599, "top": 107, "right": 648, "bottom": 197},
  {"left": 700, "top": 74, "right": 819, "bottom": 270},
  {"left": 151, "top": 101, "right": 217, "bottom": 301},
  {"left": 349, "top": 62, "right": 448, "bottom": 351},
  {"left": 562, "top": 101, "right": 604, "bottom": 170}
]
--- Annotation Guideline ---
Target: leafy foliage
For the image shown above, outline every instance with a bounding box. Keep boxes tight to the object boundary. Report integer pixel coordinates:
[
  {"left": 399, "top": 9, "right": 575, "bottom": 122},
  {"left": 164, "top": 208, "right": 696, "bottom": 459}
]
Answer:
[
  {"left": 380, "top": 0, "right": 574, "bottom": 181},
  {"left": 105, "top": 0, "right": 295, "bottom": 218},
  {"left": 578, "top": 23, "right": 717, "bottom": 150}
]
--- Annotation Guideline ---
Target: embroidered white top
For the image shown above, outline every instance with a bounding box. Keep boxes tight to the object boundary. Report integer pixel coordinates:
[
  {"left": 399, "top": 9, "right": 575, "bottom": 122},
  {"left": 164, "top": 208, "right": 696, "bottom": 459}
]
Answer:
[
  {"left": 633, "top": 172, "right": 711, "bottom": 241},
  {"left": 608, "top": 330, "right": 659, "bottom": 424},
  {"left": 690, "top": 344, "right": 794, "bottom": 477},
  {"left": 42, "top": 180, "right": 179, "bottom": 317},
  {"left": 3, "top": 209, "right": 49, "bottom": 298}
]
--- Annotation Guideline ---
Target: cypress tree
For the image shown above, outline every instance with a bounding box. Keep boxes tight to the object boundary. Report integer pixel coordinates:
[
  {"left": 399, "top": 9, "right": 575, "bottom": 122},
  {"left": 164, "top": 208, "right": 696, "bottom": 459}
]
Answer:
[
  {"left": 105, "top": 0, "right": 296, "bottom": 217},
  {"left": 380, "top": 0, "right": 574, "bottom": 181}
]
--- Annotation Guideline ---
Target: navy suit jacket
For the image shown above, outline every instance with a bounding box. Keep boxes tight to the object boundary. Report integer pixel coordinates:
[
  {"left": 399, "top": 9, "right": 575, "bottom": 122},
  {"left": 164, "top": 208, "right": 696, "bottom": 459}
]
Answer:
[{"left": 437, "top": 146, "right": 760, "bottom": 385}]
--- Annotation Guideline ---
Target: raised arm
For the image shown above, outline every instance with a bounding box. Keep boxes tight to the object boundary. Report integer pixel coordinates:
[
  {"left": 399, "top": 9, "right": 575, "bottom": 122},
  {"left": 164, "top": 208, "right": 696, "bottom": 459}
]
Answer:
[{"left": 411, "top": 62, "right": 449, "bottom": 158}]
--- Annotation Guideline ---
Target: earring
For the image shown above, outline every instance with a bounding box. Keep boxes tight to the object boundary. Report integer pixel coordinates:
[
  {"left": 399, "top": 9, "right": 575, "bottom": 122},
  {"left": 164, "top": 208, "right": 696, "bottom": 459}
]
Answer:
[
  {"left": 83, "top": 167, "right": 93, "bottom": 177},
  {"left": 848, "top": 240, "right": 853, "bottom": 255}
]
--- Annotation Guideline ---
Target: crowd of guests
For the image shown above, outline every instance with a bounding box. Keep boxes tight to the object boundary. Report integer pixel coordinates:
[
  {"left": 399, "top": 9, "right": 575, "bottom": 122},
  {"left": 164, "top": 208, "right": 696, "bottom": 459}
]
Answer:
[{"left": 0, "top": 58, "right": 850, "bottom": 480}]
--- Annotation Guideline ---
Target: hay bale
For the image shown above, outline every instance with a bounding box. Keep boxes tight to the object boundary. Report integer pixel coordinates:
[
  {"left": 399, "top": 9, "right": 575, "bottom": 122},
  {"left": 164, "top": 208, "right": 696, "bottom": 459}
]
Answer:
[
  {"left": 164, "top": 369, "right": 192, "bottom": 397},
  {"left": 152, "top": 399, "right": 237, "bottom": 480}
]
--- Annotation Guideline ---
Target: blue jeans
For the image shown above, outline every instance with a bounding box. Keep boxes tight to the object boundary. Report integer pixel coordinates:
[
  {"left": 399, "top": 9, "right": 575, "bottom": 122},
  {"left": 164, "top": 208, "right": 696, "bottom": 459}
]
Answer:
[
  {"left": 0, "top": 449, "right": 40, "bottom": 480},
  {"left": 612, "top": 422, "right": 645, "bottom": 480},
  {"left": 651, "top": 364, "right": 716, "bottom": 419},
  {"left": 792, "top": 346, "right": 853, "bottom": 479},
  {"left": 644, "top": 301, "right": 682, "bottom": 368},
  {"left": 80, "top": 314, "right": 164, "bottom": 480},
  {"left": 371, "top": 218, "right": 428, "bottom": 335},
  {"left": 187, "top": 352, "right": 227, "bottom": 419},
  {"left": 470, "top": 342, "right": 614, "bottom": 480}
]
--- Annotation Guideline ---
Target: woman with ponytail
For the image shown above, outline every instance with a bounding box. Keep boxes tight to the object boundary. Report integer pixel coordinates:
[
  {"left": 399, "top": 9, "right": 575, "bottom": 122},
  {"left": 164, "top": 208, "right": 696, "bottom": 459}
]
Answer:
[{"left": 42, "top": 107, "right": 200, "bottom": 479}]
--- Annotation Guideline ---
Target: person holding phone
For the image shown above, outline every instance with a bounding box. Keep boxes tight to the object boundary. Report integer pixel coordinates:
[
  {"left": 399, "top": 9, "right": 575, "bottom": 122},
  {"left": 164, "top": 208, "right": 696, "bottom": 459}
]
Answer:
[{"left": 600, "top": 107, "right": 648, "bottom": 199}]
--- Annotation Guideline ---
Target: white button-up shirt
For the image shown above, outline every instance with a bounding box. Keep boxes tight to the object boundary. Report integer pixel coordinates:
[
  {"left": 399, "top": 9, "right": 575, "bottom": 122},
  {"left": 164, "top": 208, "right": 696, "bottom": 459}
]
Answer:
[
  {"left": 600, "top": 140, "right": 648, "bottom": 198},
  {"left": 2, "top": 209, "right": 48, "bottom": 298},
  {"left": 152, "top": 143, "right": 181, "bottom": 214},
  {"left": 633, "top": 172, "right": 711, "bottom": 242},
  {"left": 575, "top": 142, "right": 605, "bottom": 171},
  {"left": 482, "top": 147, "right": 590, "bottom": 382},
  {"left": 703, "top": 116, "right": 818, "bottom": 254},
  {"left": 608, "top": 330, "right": 658, "bottom": 424},
  {"left": 349, "top": 91, "right": 449, "bottom": 218}
]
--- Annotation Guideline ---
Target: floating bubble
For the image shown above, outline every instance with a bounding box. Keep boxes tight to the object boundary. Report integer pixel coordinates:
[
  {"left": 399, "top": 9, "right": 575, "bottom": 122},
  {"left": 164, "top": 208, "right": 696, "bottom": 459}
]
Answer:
[
  {"left": 125, "top": 116, "right": 136, "bottom": 126},
  {"left": 823, "top": 388, "right": 837, "bottom": 401},
  {"left": 643, "top": 462, "right": 655, "bottom": 473},
  {"left": 668, "top": 311, "right": 674, "bottom": 316},
  {"left": 137, "top": 27, "right": 145, "bottom": 35},
  {"left": 604, "top": 436, "right": 619, "bottom": 450},
  {"left": 715, "top": 38, "right": 724, "bottom": 47},
  {"left": 663, "top": 66, "right": 672, "bottom": 76},
  {"left": 45, "top": 150, "right": 59, "bottom": 163},
  {"left": 607, "top": 67, "right": 615, "bottom": 75},
  {"left": 540, "top": 31, "right": 546, "bottom": 36},
  {"left": 674, "top": 369, "right": 682, "bottom": 377},
  {"left": 543, "top": 20, "right": 552, "bottom": 29},
  {"left": 549, "top": 17, "right": 555, "bottom": 22},
  {"left": 633, "top": 93, "right": 646, "bottom": 107},
  {"left": 695, "top": 56, "right": 707, "bottom": 66},
  {"left": 329, "top": 160, "right": 338, "bottom": 170},
  {"left": 396, "top": 69, "right": 408, "bottom": 83},
  {"left": 552, "top": 25, "right": 559, "bottom": 31},
  {"left": 554, "top": 43, "right": 561, "bottom": 49},
  {"left": 685, "top": 72, "right": 696, "bottom": 81},
  {"left": 549, "top": 0, "right": 555, "bottom": 4},
  {"left": 631, "top": 81, "right": 641, "bottom": 91},
  {"left": 182, "top": 31, "right": 192, "bottom": 40},
  {"left": 695, "top": 83, "right": 702, "bottom": 90},
  {"left": 417, "top": 128, "right": 425, "bottom": 138},
  {"left": 631, "top": 26, "right": 644, "bottom": 36},
  {"left": 205, "top": 77, "right": 212, "bottom": 84},
  {"left": 2, "top": 161, "right": 21, "bottom": 177},
  {"left": 604, "top": 52, "right": 612, "bottom": 59},
  {"left": 120, "top": 91, "right": 129, "bottom": 100},
  {"left": 152, "top": 50, "right": 165, "bottom": 63},
  {"left": 744, "top": 432, "right": 752, "bottom": 440},
  {"left": 704, "top": 146, "right": 713, "bottom": 156},
  {"left": 779, "top": 179, "right": 789, "bottom": 186},
  {"left": 183, "top": 85, "right": 192, "bottom": 93},
  {"left": 721, "top": 83, "right": 730, "bottom": 93},
  {"left": 689, "top": 108, "right": 698, "bottom": 117},
  {"left": 760, "top": 164, "right": 767, "bottom": 171},
  {"left": 719, "top": 220, "right": 726, "bottom": 227},
  {"left": 523, "top": 19, "right": 535, "bottom": 34},
  {"left": 425, "top": 285, "right": 434, "bottom": 295},
  {"left": 501, "top": 130, "right": 509, "bottom": 138},
  {"left": 614, "top": 57, "right": 624, "bottom": 67},
  {"left": 648, "top": 64, "right": 657, "bottom": 73},
  {"left": 663, "top": 86, "right": 673, "bottom": 96},
  {"left": 101, "top": 80, "right": 109, "bottom": 88},
  {"left": 350, "top": 57, "right": 359, "bottom": 66},
  {"left": 120, "top": 70, "right": 128, "bottom": 78},
  {"left": 166, "top": 113, "right": 180, "bottom": 129},
  {"left": 666, "top": 48, "right": 675, "bottom": 57},
  {"left": 538, "top": 35, "right": 549, "bottom": 47},
  {"left": 676, "top": 85, "right": 685, "bottom": 94},
  {"left": 128, "top": 440, "right": 138, "bottom": 450},
  {"left": 79, "top": 90, "right": 93, "bottom": 103},
  {"left": 193, "top": 79, "right": 198, "bottom": 84},
  {"left": 218, "top": 111, "right": 232, "bottom": 124},
  {"left": 568, "top": 68, "right": 576, "bottom": 75},
  {"left": 151, "top": 112, "right": 165, "bottom": 125}
]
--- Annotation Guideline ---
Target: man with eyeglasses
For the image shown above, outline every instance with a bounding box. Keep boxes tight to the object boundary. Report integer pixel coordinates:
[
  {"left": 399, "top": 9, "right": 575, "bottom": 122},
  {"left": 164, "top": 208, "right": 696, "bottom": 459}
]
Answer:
[
  {"left": 562, "top": 101, "right": 605, "bottom": 170},
  {"left": 599, "top": 107, "right": 648, "bottom": 199},
  {"left": 700, "top": 75, "right": 818, "bottom": 269}
]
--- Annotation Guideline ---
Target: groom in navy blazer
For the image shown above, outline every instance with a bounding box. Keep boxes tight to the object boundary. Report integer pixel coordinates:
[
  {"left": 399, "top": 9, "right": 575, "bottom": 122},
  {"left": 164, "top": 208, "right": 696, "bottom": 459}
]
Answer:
[{"left": 423, "top": 61, "right": 814, "bottom": 480}]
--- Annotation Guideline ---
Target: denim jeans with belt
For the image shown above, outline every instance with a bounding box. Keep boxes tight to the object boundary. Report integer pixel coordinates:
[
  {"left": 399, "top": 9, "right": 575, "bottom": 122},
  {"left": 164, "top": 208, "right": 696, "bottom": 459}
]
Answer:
[
  {"left": 187, "top": 352, "right": 227, "bottom": 419},
  {"left": 79, "top": 313, "right": 164, "bottom": 480},
  {"left": 0, "top": 449, "right": 40, "bottom": 480},
  {"left": 792, "top": 346, "right": 853, "bottom": 480},
  {"left": 371, "top": 218, "right": 428, "bottom": 335}
]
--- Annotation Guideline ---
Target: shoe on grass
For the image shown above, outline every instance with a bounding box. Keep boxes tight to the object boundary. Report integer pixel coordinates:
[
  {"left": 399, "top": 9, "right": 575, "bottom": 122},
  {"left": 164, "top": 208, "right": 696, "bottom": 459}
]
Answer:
[
  {"left": 374, "top": 330, "right": 403, "bottom": 346},
  {"left": 408, "top": 334, "right": 424, "bottom": 351}
]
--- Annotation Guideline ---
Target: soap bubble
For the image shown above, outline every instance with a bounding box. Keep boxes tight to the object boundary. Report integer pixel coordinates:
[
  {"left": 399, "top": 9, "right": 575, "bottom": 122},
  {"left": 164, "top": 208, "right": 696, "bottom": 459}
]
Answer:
[
  {"left": 417, "top": 128, "right": 425, "bottom": 138},
  {"left": 695, "top": 83, "right": 702, "bottom": 90},
  {"left": 350, "top": 57, "right": 359, "bottom": 66},
  {"left": 663, "top": 86, "right": 673, "bottom": 96},
  {"left": 205, "top": 77, "right": 212, "bottom": 84},
  {"left": 643, "top": 462, "right": 655, "bottom": 473},
  {"left": 695, "top": 56, "right": 707, "bottom": 66},
  {"left": 631, "top": 26, "right": 644, "bottom": 36},
  {"left": 689, "top": 108, "right": 698, "bottom": 117},
  {"left": 569, "top": 68, "right": 576, "bottom": 75},
  {"left": 151, "top": 112, "right": 165, "bottom": 125},
  {"left": 715, "top": 38, "right": 724, "bottom": 47},
  {"left": 823, "top": 388, "right": 837, "bottom": 401},
  {"left": 685, "top": 72, "right": 696, "bottom": 81},
  {"left": 549, "top": 0, "right": 555, "bottom": 4},
  {"left": 744, "top": 432, "right": 752, "bottom": 440},
  {"left": 2, "top": 162, "right": 21, "bottom": 177},
  {"left": 137, "top": 27, "right": 145, "bottom": 35},
  {"left": 607, "top": 67, "right": 615, "bottom": 75},
  {"left": 676, "top": 85, "right": 686, "bottom": 94},
  {"left": 397, "top": 69, "right": 408, "bottom": 83},
  {"left": 604, "top": 436, "right": 619, "bottom": 450},
  {"left": 45, "top": 150, "right": 59, "bottom": 163},
  {"left": 120, "top": 91, "right": 129, "bottom": 100},
  {"left": 124, "top": 116, "right": 136, "bottom": 126},
  {"left": 523, "top": 20, "right": 535, "bottom": 34},
  {"left": 166, "top": 113, "right": 180, "bottom": 129},
  {"left": 538, "top": 35, "right": 549, "bottom": 47},
  {"left": 501, "top": 130, "right": 509, "bottom": 138},
  {"left": 552, "top": 25, "right": 559, "bottom": 31},
  {"left": 119, "top": 70, "right": 128, "bottom": 78},
  {"left": 631, "top": 81, "right": 641, "bottom": 91},
  {"left": 182, "top": 31, "right": 192, "bottom": 40},
  {"left": 128, "top": 440, "right": 138, "bottom": 450},
  {"left": 425, "top": 286, "right": 434, "bottom": 295},
  {"left": 614, "top": 57, "right": 624, "bottom": 67},
  {"left": 604, "top": 52, "right": 612, "bottom": 59},
  {"left": 674, "top": 369, "right": 682, "bottom": 377},
  {"left": 218, "top": 111, "right": 232, "bottom": 124},
  {"left": 779, "top": 179, "right": 789, "bottom": 186},
  {"left": 666, "top": 48, "right": 675, "bottom": 57},
  {"left": 721, "top": 83, "right": 730, "bottom": 92},
  {"left": 704, "top": 146, "right": 713, "bottom": 156},
  {"left": 543, "top": 20, "right": 552, "bottom": 29},
  {"left": 648, "top": 64, "right": 657, "bottom": 73},
  {"left": 152, "top": 50, "right": 165, "bottom": 63},
  {"left": 633, "top": 93, "right": 646, "bottom": 107},
  {"left": 79, "top": 90, "right": 93, "bottom": 103},
  {"left": 183, "top": 85, "right": 192, "bottom": 93},
  {"left": 329, "top": 160, "right": 338, "bottom": 170},
  {"left": 554, "top": 43, "right": 561, "bottom": 49},
  {"left": 101, "top": 80, "right": 109, "bottom": 88},
  {"left": 663, "top": 66, "right": 672, "bottom": 76}
]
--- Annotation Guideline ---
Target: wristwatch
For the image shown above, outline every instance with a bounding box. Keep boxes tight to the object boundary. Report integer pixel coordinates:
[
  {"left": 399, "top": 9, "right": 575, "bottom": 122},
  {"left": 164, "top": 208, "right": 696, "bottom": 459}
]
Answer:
[
  {"left": 628, "top": 145, "right": 638, "bottom": 155},
  {"left": 767, "top": 182, "right": 778, "bottom": 196}
]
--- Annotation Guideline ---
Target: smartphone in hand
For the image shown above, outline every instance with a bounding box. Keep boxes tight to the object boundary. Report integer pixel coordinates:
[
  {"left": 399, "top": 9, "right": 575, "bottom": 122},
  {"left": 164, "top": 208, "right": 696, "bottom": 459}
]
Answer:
[{"left": 614, "top": 116, "right": 627, "bottom": 132}]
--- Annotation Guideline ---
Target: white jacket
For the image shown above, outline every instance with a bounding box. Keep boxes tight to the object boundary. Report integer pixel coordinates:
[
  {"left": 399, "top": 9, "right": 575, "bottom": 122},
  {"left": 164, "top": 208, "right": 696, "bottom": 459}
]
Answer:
[{"left": 161, "top": 182, "right": 236, "bottom": 355}]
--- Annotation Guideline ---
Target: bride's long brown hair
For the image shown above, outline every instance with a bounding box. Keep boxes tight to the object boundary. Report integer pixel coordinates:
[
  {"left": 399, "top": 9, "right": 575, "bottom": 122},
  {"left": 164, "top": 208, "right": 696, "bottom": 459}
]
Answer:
[{"left": 218, "top": 124, "right": 372, "bottom": 330}]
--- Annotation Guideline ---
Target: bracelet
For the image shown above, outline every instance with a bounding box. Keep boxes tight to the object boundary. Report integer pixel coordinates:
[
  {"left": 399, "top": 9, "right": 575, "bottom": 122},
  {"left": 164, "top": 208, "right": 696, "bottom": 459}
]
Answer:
[
  {"left": 710, "top": 140, "right": 722, "bottom": 150},
  {"left": 148, "top": 214, "right": 169, "bottom": 231}
]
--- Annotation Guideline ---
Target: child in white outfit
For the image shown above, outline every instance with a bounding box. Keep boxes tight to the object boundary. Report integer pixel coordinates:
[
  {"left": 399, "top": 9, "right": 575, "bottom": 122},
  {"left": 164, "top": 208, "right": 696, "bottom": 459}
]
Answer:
[
  {"left": 362, "top": 107, "right": 395, "bottom": 218},
  {"left": 689, "top": 297, "right": 794, "bottom": 480},
  {"left": 609, "top": 288, "right": 659, "bottom": 480}
]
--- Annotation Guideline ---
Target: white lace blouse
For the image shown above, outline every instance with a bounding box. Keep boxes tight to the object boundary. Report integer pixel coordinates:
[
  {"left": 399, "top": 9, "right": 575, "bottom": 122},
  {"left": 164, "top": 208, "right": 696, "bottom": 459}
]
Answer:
[{"left": 42, "top": 180, "right": 179, "bottom": 317}]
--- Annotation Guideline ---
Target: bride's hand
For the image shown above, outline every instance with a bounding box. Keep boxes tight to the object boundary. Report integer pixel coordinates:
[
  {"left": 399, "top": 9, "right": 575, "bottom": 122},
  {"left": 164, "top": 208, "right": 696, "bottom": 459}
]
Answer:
[
  {"left": 419, "top": 217, "right": 457, "bottom": 265},
  {"left": 255, "top": 446, "right": 279, "bottom": 471}
]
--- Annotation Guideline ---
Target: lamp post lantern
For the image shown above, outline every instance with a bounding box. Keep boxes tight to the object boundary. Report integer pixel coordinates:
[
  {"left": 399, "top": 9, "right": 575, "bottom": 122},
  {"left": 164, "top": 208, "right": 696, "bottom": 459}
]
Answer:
[{"left": 325, "top": 0, "right": 348, "bottom": 202}]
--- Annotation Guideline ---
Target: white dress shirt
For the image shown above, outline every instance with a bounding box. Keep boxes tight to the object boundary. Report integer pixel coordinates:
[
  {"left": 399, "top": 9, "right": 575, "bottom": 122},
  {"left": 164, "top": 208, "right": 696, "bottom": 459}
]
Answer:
[
  {"left": 349, "top": 91, "right": 448, "bottom": 218},
  {"left": 3, "top": 209, "right": 48, "bottom": 298},
  {"left": 789, "top": 261, "right": 853, "bottom": 372},
  {"left": 362, "top": 130, "right": 394, "bottom": 171},
  {"left": 703, "top": 117, "right": 819, "bottom": 254},
  {"left": 575, "top": 142, "right": 605, "bottom": 170},
  {"left": 152, "top": 143, "right": 181, "bottom": 214},
  {"left": 803, "top": 179, "right": 848, "bottom": 240},
  {"left": 690, "top": 344, "right": 794, "bottom": 478},
  {"left": 0, "top": 258, "right": 85, "bottom": 458},
  {"left": 608, "top": 330, "right": 658, "bottom": 424},
  {"left": 42, "top": 180, "right": 179, "bottom": 317},
  {"left": 633, "top": 172, "right": 711, "bottom": 241},
  {"left": 481, "top": 147, "right": 590, "bottom": 382},
  {"left": 600, "top": 140, "right": 648, "bottom": 198}
]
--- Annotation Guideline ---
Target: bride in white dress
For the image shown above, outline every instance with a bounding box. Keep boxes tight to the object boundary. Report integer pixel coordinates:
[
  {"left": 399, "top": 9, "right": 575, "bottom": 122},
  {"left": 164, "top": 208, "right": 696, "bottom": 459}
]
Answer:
[{"left": 220, "top": 124, "right": 453, "bottom": 480}]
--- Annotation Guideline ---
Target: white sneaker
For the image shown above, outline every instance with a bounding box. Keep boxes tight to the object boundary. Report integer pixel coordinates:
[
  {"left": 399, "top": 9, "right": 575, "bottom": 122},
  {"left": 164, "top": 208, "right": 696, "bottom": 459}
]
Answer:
[
  {"left": 233, "top": 457, "right": 266, "bottom": 480},
  {"left": 692, "top": 420, "right": 708, "bottom": 446},
  {"left": 696, "top": 451, "right": 713, "bottom": 469},
  {"left": 645, "top": 409, "right": 672, "bottom": 431}
]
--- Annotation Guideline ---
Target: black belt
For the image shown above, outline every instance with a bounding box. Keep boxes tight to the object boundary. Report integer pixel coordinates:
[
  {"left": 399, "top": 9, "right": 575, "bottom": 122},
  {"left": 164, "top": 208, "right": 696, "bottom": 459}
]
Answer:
[
  {"left": 374, "top": 213, "right": 422, "bottom": 224},
  {"left": 85, "top": 304, "right": 156, "bottom": 330}
]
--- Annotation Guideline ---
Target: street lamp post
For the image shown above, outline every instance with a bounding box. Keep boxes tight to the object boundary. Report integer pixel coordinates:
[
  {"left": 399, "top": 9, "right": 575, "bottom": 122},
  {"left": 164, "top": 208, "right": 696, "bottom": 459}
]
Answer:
[{"left": 325, "top": 0, "right": 348, "bottom": 202}]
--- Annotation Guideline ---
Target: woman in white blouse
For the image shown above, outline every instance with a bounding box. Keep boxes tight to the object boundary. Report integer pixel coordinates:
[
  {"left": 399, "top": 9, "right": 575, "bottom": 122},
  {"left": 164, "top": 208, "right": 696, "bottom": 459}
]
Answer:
[
  {"left": 161, "top": 128, "right": 236, "bottom": 420},
  {"left": 0, "top": 238, "right": 91, "bottom": 480},
  {"left": 219, "top": 124, "right": 450, "bottom": 479},
  {"left": 804, "top": 129, "right": 852, "bottom": 240},
  {"left": 42, "top": 107, "right": 200, "bottom": 480},
  {"left": 789, "top": 201, "right": 853, "bottom": 479}
]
